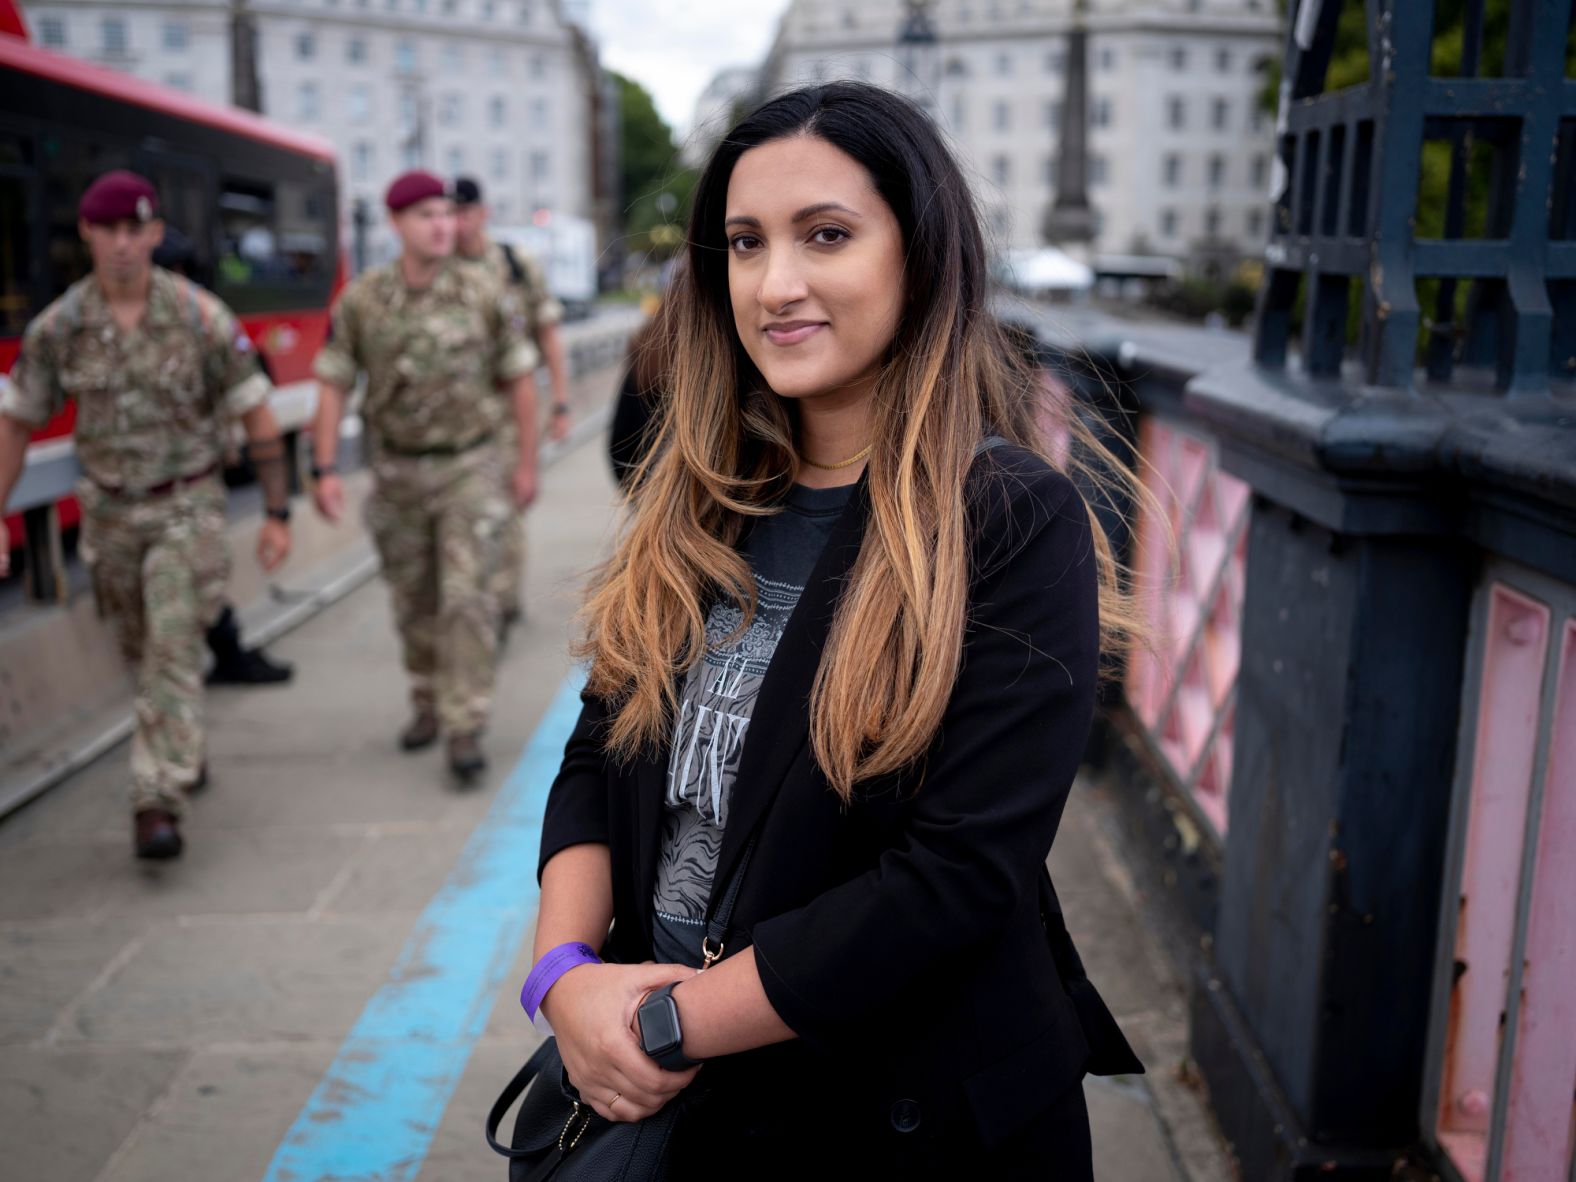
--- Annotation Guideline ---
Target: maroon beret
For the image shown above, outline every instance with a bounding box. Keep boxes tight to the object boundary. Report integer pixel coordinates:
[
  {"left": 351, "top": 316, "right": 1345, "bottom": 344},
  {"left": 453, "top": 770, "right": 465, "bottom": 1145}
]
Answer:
[
  {"left": 79, "top": 170, "right": 159, "bottom": 225},
  {"left": 384, "top": 170, "right": 450, "bottom": 212}
]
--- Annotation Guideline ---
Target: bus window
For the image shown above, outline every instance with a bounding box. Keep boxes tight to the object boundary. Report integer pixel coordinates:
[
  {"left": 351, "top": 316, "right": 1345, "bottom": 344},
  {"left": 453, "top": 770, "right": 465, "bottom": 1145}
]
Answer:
[
  {"left": 0, "top": 135, "right": 31, "bottom": 336},
  {"left": 39, "top": 134, "right": 134, "bottom": 300},
  {"left": 216, "top": 175, "right": 333, "bottom": 313}
]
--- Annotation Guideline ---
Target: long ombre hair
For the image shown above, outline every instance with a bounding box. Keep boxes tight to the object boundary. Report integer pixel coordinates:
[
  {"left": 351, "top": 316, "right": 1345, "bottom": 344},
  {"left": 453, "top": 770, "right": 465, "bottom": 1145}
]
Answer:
[{"left": 579, "top": 82, "right": 1142, "bottom": 800}]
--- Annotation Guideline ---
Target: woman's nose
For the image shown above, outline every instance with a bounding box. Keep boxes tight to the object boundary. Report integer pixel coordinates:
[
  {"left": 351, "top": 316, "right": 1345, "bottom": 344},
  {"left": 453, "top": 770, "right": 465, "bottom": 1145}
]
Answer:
[{"left": 758, "top": 248, "right": 808, "bottom": 312}]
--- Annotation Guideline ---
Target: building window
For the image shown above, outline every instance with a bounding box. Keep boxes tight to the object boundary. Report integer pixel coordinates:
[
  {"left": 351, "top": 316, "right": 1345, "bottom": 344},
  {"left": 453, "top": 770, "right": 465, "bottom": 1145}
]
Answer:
[
  {"left": 1092, "top": 97, "right": 1113, "bottom": 129},
  {"left": 518, "top": 1, "right": 532, "bottom": 24},
  {"left": 347, "top": 36, "right": 368, "bottom": 64},
  {"left": 353, "top": 141, "right": 374, "bottom": 183},
  {"left": 1216, "top": 47, "right": 1231, "bottom": 72},
  {"left": 993, "top": 101, "right": 1010, "bottom": 131},
  {"left": 530, "top": 53, "right": 545, "bottom": 79},
  {"left": 1044, "top": 49, "right": 1063, "bottom": 73},
  {"left": 489, "top": 47, "right": 506, "bottom": 75},
  {"left": 1044, "top": 99, "right": 1062, "bottom": 129},
  {"left": 491, "top": 147, "right": 508, "bottom": 179},
  {"left": 1090, "top": 154, "right": 1108, "bottom": 186},
  {"left": 1169, "top": 45, "right": 1187, "bottom": 71},
  {"left": 395, "top": 39, "right": 417, "bottom": 73},
  {"left": 442, "top": 43, "right": 462, "bottom": 72},
  {"left": 295, "top": 31, "right": 315, "bottom": 60},
  {"left": 944, "top": 56, "right": 968, "bottom": 77},
  {"left": 1247, "top": 208, "right": 1265, "bottom": 238},
  {"left": 298, "top": 81, "right": 320, "bottom": 121},
  {"left": 951, "top": 95, "right": 966, "bottom": 129},
  {"left": 446, "top": 146, "right": 465, "bottom": 175},
  {"left": 1208, "top": 153, "right": 1225, "bottom": 188},
  {"left": 530, "top": 150, "right": 550, "bottom": 183},
  {"left": 482, "top": 0, "right": 496, "bottom": 17},
  {"left": 443, "top": 0, "right": 459, "bottom": 11},
  {"left": 101, "top": 17, "right": 127, "bottom": 54},
  {"left": 530, "top": 97, "right": 548, "bottom": 124},
  {"left": 995, "top": 51, "right": 1012, "bottom": 76},
  {"left": 39, "top": 16, "right": 65, "bottom": 47},
  {"left": 399, "top": 91, "right": 418, "bottom": 131},
  {"left": 991, "top": 207, "right": 1010, "bottom": 237},
  {"left": 164, "top": 72, "right": 193, "bottom": 92},
  {"left": 1160, "top": 208, "right": 1178, "bottom": 237},
  {"left": 1163, "top": 153, "right": 1181, "bottom": 187},
  {"left": 1043, "top": 156, "right": 1057, "bottom": 186},
  {"left": 402, "top": 142, "right": 422, "bottom": 170},
  {"left": 1098, "top": 47, "right": 1116, "bottom": 71},
  {"left": 163, "top": 21, "right": 188, "bottom": 51},
  {"left": 992, "top": 155, "right": 1011, "bottom": 186},
  {"left": 1167, "top": 95, "right": 1185, "bottom": 130},
  {"left": 438, "top": 92, "right": 463, "bottom": 126},
  {"left": 1205, "top": 206, "right": 1221, "bottom": 237},
  {"left": 1251, "top": 154, "right": 1268, "bottom": 189},
  {"left": 348, "top": 84, "right": 371, "bottom": 124},
  {"left": 489, "top": 96, "right": 507, "bottom": 128},
  {"left": 1212, "top": 97, "right": 1229, "bottom": 131},
  {"left": 413, "top": 0, "right": 429, "bottom": 11}
]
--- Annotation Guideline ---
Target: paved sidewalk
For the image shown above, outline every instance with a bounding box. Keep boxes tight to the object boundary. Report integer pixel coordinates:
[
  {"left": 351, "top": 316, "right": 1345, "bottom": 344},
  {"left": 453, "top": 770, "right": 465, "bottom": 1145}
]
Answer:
[{"left": 0, "top": 432, "right": 1232, "bottom": 1181}]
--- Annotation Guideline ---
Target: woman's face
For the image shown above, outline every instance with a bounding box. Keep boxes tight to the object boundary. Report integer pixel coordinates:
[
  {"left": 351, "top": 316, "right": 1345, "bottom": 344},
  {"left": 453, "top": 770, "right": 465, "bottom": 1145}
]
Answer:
[{"left": 725, "top": 134, "right": 905, "bottom": 406}]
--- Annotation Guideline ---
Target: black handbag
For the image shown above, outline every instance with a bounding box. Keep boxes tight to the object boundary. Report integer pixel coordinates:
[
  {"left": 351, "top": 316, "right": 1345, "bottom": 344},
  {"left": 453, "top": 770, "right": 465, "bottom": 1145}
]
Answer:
[{"left": 485, "top": 839, "right": 757, "bottom": 1180}]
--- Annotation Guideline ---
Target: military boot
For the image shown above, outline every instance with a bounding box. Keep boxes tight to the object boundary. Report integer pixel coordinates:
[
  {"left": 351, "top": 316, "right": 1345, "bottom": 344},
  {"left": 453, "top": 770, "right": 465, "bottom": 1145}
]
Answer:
[
  {"left": 134, "top": 809, "right": 183, "bottom": 859},
  {"left": 206, "top": 606, "right": 294, "bottom": 685},
  {"left": 400, "top": 706, "right": 440, "bottom": 751},
  {"left": 448, "top": 732, "right": 487, "bottom": 783}
]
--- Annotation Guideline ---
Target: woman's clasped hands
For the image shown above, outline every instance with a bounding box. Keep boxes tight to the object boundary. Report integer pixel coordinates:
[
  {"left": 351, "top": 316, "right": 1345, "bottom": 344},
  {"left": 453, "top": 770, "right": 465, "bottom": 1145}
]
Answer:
[{"left": 539, "top": 961, "right": 701, "bottom": 1123}]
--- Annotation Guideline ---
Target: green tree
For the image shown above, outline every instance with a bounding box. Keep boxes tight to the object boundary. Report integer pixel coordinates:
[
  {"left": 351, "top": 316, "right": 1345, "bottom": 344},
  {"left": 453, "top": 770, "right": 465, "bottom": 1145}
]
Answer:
[{"left": 614, "top": 72, "right": 695, "bottom": 261}]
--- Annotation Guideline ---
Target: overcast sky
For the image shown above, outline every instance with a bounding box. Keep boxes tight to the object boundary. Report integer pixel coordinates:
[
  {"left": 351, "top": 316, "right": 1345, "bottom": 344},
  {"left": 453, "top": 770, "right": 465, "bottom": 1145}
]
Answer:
[{"left": 587, "top": 1, "right": 792, "bottom": 140}]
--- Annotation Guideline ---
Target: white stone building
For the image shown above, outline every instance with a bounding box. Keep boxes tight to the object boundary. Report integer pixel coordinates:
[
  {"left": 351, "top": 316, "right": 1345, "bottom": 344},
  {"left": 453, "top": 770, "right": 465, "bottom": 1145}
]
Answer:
[
  {"left": 759, "top": 0, "right": 1281, "bottom": 272},
  {"left": 684, "top": 66, "right": 762, "bottom": 167},
  {"left": 21, "top": 0, "right": 599, "bottom": 267}
]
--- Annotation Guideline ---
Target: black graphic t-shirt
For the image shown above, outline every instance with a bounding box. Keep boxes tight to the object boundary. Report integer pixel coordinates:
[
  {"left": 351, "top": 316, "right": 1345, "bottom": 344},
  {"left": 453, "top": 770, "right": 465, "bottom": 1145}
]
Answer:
[{"left": 651, "top": 481, "right": 853, "bottom": 967}]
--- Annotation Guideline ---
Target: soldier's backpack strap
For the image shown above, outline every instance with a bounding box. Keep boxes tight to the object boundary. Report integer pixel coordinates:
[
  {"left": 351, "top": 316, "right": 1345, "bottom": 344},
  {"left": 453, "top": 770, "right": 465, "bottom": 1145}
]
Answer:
[{"left": 498, "top": 241, "right": 528, "bottom": 288}]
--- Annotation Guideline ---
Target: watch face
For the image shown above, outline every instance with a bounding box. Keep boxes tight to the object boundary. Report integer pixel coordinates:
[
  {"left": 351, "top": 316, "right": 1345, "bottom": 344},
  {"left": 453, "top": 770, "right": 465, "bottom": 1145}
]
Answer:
[{"left": 638, "top": 998, "right": 681, "bottom": 1055}]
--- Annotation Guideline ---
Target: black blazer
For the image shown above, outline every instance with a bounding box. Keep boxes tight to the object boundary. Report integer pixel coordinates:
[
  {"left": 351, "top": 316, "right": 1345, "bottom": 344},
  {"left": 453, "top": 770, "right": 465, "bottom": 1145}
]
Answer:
[{"left": 538, "top": 443, "right": 1139, "bottom": 1165}]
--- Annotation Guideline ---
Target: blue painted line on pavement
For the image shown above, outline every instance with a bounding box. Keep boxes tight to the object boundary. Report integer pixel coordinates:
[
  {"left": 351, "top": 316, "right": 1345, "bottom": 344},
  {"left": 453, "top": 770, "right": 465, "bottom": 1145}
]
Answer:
[{"left": 263, "top": 668, "right": 586, "bottom": 1182}]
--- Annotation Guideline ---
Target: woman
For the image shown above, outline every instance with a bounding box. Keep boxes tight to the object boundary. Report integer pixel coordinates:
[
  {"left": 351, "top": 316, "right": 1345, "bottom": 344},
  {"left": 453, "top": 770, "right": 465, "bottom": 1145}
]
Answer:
[{"left": 528, "top": 82, "right": 1141, "bottom": 1177}]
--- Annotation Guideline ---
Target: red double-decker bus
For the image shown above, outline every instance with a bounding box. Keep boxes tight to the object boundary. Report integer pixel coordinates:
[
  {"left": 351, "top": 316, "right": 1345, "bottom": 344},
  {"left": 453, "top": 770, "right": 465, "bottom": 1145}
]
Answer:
[{"left": 0, "top": 3, "right": 342, "bottom": 553}]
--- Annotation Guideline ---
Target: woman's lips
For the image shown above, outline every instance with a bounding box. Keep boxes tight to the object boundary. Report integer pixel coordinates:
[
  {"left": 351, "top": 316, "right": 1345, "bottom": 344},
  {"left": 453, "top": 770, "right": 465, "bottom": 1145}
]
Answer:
[{"left": 764, "top": 322, "right": 826, "bottom": 346}]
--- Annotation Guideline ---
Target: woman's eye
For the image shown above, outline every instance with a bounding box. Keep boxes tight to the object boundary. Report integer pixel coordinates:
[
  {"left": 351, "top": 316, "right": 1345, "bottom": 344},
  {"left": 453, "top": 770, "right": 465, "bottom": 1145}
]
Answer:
[
  {"left": 729, "top": 234, "right": 762, "bottom": 253},
  {"left": 810, "top": 225, "right": 850, "bottom": 246}
]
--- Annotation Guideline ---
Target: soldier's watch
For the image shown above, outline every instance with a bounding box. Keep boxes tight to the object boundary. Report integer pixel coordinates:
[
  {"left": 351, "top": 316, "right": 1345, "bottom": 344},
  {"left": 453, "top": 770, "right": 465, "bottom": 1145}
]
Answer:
[
  {"left": 265, "top": 505, "right": 292, "bottom": 523},
  {"left": 551, "top": 402, "right": 570, "bottom": 414},
  {"left": 310, "top": 462, "right": 338, "bottom": 479}
]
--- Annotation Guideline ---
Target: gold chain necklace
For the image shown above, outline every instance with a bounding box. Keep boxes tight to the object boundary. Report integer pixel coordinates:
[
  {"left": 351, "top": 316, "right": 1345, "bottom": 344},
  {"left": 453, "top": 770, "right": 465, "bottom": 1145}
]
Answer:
[{"left": 800, "top": 443, "right": 873, "bottom": 471}]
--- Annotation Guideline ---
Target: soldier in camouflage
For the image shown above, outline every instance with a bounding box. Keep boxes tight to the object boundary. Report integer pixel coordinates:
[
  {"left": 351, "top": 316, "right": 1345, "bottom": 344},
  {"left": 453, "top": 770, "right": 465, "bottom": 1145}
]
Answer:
[
  {"left": 452, "top": 177, "right": 570, "bottom": 637},
  {"left": 0, "top": 170, "right": 294, "bottom": 860},
  {"left": 310, "top": 170, "right": 540, "bottom": 784}
]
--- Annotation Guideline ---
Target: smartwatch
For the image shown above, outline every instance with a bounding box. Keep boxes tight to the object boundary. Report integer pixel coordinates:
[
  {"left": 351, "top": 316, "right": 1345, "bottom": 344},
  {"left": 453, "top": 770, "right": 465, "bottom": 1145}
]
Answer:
[
  {"left": 265, "top": 505, "right": 292, "bottom": 523},
  {"left": 636, "top": 982, "right": 701, "bottom": 1071},
  {"left": 310, "top": 461, "right": 338, "bottom": 479}
]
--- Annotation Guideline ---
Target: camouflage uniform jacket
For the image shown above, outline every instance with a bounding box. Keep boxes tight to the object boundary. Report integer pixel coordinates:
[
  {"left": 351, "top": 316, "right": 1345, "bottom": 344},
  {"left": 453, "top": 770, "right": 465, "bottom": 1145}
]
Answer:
[
  {"left": 457, "top": 240, "right": 563, "bottom": 346},
  {"left": 313, "top": 260, "right": 538, "bottom": 453},
  {"left": 0, "top": 267, "right": 270, "bottom": 492}
]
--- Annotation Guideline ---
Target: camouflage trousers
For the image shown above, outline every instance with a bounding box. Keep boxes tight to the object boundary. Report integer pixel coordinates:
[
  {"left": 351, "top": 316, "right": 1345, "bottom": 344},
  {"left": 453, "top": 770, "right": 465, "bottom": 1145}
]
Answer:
[
  {"left": 365, "top": 445, "right": 510, "bottom": 735},
  {"left": 491, "top": 421, "right": 526, "bottom": 619},
  {"left": 79, "top": 477, "right": 229, "bottom": 816}
]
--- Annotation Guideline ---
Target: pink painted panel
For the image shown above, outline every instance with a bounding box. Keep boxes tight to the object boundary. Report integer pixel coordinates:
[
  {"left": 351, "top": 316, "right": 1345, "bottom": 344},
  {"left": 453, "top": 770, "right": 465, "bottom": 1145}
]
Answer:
[
  {"left": 1438, "top": 584, "right": 1551, "bottom": 1171},
  {"left": 1501, "top": 620, "right": 1576, "bottom": 1181}
]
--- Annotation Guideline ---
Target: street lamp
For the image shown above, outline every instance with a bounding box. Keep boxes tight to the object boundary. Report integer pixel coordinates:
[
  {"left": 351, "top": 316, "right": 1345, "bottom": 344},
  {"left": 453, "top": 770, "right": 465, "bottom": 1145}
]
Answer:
[{"left": 897, "top": 0, "right": 939, "bottom": 117}]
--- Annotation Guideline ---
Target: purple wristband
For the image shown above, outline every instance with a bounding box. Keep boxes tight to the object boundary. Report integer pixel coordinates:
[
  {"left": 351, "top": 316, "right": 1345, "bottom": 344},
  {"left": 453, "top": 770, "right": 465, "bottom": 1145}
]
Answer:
[{"left": 520, "top": 941, "right": 601, "bottom": 1021}]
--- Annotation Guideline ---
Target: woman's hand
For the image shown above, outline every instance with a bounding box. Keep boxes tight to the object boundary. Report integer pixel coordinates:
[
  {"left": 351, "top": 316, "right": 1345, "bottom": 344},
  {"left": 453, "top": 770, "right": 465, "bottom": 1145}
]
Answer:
[{"left": 540, "top": 961, "right": 700, "bottom": 1123}]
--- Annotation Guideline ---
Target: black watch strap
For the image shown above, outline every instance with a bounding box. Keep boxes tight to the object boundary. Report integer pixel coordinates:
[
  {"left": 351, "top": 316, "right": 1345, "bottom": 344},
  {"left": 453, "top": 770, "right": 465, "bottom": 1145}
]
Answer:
[
  {"left": 310, "top": 461, "right": 338, "bottom": 479},
  {"left": 265, "top": 505, "right": 291, "bottom": 523},
  {"left": 639, "top": 982, "right": 701, "bottom": 1071}
]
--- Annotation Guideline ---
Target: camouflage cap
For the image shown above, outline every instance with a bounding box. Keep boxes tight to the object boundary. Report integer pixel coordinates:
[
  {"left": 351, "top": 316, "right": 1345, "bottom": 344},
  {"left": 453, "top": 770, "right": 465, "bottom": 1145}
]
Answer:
[{"left": 79, "top": 170, "right": 159, "bottom": 225}]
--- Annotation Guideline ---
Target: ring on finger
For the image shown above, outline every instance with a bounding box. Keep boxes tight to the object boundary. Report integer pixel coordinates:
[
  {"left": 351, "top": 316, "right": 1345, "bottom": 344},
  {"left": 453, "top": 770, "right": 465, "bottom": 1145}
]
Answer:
[{"left": 608, "top": 1092, "right": 621, "bottom": 1110}]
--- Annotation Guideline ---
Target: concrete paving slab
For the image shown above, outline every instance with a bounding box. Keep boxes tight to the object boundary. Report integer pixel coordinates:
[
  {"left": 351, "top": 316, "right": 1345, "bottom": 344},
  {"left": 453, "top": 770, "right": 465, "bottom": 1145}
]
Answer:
[
  {"left": 1087, "top": 1075, "right": 1187, "bottom": 1182},
  {"left": 0, "top": 1045, "right": 188, "bottom": 1182},
  {"left": 322, "top": 824, "right": 477, "bottom": 915},
  {"left": 0, "top": 919, "right": 143, "bottom": 1044},
  {"left": 62, "top": 915, "right": 416, "bottom": 1046},
  {"left": 94, "top": 1044, "right": 339, "bottom": 1182}
]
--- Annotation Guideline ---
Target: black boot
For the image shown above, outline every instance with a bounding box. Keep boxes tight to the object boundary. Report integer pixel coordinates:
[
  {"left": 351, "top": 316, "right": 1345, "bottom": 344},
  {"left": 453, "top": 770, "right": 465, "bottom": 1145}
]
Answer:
[{"left": 206, "top": 605, "right": 294, "bottom": 686}]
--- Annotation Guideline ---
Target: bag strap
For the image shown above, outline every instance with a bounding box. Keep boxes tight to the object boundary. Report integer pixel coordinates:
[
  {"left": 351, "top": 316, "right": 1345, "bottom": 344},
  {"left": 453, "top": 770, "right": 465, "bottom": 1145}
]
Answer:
[
  {"left": 484, "top": 1038, "right": 556, "bottom": 1158},
  {"left": 499, "top": 241, "right": 527, "bottom": 287},
  {"left": 703, "top": 833, "right": 758, "bottom": 958}
]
